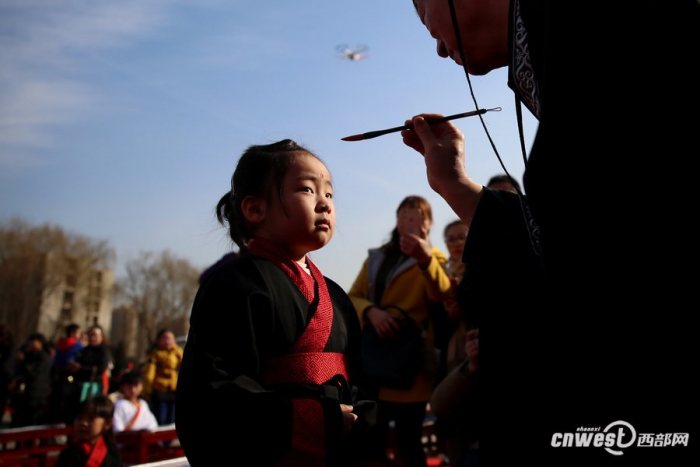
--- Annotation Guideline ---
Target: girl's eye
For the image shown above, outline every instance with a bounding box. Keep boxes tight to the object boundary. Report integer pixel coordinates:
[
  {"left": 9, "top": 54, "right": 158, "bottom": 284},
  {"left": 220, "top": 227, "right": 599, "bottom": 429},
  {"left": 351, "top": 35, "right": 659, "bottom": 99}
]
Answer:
[
  {"left": 300, "top": 186, "right": 313, "bottom": 193},
  {"left": 325, "top": 192, "right": 333, "bottom": 199}
]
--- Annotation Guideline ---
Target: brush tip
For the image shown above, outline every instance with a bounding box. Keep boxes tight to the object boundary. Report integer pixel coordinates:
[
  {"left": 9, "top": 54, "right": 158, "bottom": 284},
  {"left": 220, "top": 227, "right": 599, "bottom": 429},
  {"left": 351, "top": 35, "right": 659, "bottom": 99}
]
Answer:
[{"left": 341, "top": 134, "right": 364, "bottom": 142}]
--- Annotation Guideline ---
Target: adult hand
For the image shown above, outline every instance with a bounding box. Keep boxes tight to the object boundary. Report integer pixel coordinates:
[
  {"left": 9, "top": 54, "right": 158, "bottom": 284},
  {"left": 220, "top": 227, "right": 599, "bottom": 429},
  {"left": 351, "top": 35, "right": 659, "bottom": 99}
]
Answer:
[
  {"left": 401, "top": 114, "right": 467, "bottom": 196},
  {"left": 366, "top": 306, "right": 400, "bottom": 339},
  {"left": 399, "top": 226, "right": 432, "bottom": 267},
  {"left": 401, "top": 114, "right": 483, "bottom": 224}
]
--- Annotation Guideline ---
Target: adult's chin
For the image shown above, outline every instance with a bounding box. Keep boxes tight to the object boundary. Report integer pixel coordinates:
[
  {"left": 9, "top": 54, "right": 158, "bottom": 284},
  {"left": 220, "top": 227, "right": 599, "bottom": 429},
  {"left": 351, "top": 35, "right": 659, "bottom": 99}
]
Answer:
[{"left": 462, "top": 58, "right": 507, "bottom": 76}]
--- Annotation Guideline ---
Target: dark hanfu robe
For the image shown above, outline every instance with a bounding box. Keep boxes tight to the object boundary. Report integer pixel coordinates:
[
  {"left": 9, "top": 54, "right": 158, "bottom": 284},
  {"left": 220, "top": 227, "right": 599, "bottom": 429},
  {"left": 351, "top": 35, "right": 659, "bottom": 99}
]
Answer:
[
  {"left": 460, "top": 1, "right": 698, "bottom": 466},
  {"left": 176, "top": 253, "right": 372, "bottom": 467}
]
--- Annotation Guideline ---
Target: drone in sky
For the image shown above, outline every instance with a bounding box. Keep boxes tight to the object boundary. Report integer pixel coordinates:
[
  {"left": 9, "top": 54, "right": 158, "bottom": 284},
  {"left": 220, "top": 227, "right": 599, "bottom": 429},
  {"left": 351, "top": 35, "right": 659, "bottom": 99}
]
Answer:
[{"left": 336, "top": 44, "right": 368, "bottom": 62}]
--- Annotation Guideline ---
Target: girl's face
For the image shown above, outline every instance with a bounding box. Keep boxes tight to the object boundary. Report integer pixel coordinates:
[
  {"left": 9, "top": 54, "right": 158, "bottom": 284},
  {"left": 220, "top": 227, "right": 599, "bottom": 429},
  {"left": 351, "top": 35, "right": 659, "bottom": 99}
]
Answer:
[
  {"left": 397, "top": 206, "right": 431, "bottom": 237},
  {"left": 158, "top": 331, "right": 175, "bottom": 350},
  {"left": 258, "top": 153, "right": 335, "bottom": 260},
  {"left": 121, "top": 382, "right": 143, "bottom": 401},
  {"left": 413, "top": 0, "right": 510, "bottom": 75},
  {"left": 73, "top": 414, "right": 108, "bottom": 444},
  {"left": 444, "top": 222, "right": 468, "bottom": 260}
]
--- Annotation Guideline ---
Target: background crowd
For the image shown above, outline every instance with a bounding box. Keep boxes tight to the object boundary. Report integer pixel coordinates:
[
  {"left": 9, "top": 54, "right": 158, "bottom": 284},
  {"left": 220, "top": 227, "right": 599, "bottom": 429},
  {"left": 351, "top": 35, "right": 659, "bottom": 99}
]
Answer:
[{"left": 0, "top": 324, "right": 183, "bottom": 433}]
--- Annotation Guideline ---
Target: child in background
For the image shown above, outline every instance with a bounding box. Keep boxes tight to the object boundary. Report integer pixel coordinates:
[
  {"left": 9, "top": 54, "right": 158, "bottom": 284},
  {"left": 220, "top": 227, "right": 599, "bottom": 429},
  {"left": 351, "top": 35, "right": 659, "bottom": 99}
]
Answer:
[
  {"left": 112, "top": 371, "right": 158, "bottom": 433},
  {"left": 54, "top": 324, "right": 83, "bottom": 372},
  {"left": 176, "top": 139, "right": 377, "bottom": 467},
  {"left": 143, "top": 329, "right": 182, "bottom": 425},
  {"left": 50, "top": 324, "right": 83, "bottom": 423},
  {"left": 56, "top": 395, "right": 122, "bottom": 467}
]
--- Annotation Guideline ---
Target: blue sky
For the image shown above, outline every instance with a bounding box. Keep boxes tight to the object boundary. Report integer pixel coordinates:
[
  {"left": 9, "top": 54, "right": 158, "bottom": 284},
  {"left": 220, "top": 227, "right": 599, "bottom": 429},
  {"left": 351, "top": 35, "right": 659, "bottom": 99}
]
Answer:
[{"left": 0, "top": 0, "right": 537, "bottom": 290}]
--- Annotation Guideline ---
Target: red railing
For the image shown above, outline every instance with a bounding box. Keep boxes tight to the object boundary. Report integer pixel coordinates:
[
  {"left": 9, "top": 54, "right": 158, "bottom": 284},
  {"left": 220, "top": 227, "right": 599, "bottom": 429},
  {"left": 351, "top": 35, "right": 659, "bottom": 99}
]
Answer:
[
  {"left": 0, "top": 424, "right": 183, "bottom": 467},
  {"left": 115, "top": 424, "right": 183, "bottom": 465},
  {"left": 0, "top": 424, "right": 71, "bottom": 467}
]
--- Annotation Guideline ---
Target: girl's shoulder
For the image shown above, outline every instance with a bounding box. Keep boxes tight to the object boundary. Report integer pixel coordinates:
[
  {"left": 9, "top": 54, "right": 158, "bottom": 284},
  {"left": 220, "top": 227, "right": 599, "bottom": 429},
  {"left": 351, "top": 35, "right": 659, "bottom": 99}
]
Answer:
[
  {"left": 323, "top": 275, "right": 346, "bottom": 297},
  {"left": 196, "top": 254, "right": 288, "bottom": 306},
  {"left": 57, "top": 443, "right": 84, "bottom": 464},
  {"left": 198, "top": 254, "right": 262, "bottom": 287}
]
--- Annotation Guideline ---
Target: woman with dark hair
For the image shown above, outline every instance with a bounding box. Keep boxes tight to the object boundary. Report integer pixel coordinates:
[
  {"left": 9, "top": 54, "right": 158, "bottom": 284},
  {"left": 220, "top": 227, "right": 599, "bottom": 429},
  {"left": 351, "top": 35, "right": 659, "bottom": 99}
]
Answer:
[
  {"left": 348, "top": 195, "right": 453, "bottom": 467},
  {"left": 67, "top": 325, "right": 112, "bottom": 424}
]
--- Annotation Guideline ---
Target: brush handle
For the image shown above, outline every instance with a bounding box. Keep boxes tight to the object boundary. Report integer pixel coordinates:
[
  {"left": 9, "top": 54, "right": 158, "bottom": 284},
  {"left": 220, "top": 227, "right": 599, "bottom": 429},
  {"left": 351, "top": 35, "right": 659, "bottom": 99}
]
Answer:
[{"left": 360, "top": 108, "right": 497, "bottom": 140}]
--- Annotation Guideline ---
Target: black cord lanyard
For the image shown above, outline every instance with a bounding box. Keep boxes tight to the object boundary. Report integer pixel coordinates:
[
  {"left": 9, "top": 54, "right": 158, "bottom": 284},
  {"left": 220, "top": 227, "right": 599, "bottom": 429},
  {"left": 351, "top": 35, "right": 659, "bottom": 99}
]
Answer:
[{"left": 446, "top": 0, "right": 542, "bottom": 257}]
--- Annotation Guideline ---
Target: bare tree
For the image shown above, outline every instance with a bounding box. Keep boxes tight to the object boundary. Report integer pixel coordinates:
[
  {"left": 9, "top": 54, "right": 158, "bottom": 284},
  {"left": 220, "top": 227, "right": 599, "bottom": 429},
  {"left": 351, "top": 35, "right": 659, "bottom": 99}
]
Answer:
[
  {"left": 116, "top": 250, "right": 200, "bottom": 355},
  {"left": 0, "top": 217, "right": 115, "bottom": 340}
]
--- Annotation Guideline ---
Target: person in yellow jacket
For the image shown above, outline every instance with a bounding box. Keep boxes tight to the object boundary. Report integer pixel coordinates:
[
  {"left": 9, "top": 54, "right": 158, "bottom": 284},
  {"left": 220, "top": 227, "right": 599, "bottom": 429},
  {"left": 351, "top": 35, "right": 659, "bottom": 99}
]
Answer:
[
  {"left": 348, "top": 195, "right": 453, "bottom": 467},
  {"left": 143, "top": 329, "right": 183, "bottom": 425}
]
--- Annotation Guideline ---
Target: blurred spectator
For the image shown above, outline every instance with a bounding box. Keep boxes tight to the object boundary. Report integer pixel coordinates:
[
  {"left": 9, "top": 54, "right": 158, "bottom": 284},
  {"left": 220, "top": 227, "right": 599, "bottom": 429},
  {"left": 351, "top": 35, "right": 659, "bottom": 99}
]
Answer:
[
  {"left": 0, "top": 325, "right": 15, "bottom": 426},
  {"left": 112, "top": 371, "right": 158, "bottom": 433},
  {"left": 56, "top": 395, "right": 122, "bottom": 467},
  {"left": 11, "top": 333, "right": 52, "bottom": 427},
  {"left": 348, "top": 195, "right": 453, "bottom": 467},
  {"left": 485, "top": 174, "right": 520, "bottom": 194},
  {"left": 66, "top": 325, "right": 113, "bottom": 424},
  {"left": 50, "top": 323, "right": 83, "bottom": 423},
  {"left": 144, "top": 329, "right": 182, "bottom": 425}
]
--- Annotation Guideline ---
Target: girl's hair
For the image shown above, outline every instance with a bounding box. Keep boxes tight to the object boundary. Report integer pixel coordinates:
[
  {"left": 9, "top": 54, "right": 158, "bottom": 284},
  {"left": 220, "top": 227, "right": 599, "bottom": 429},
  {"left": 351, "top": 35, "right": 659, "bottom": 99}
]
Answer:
[
  {"left": 155, "top": 328, "right": 173, "bottom": 341},
  {"left": 65, "top": 323, "right": 81, "bottom": 336},
  {"left": 384, "top": 195, "right": 433, "bottom": 250},
  {"left": 77, "top": 395, "right": 114, "bottom": 421},
  {"left": 216, "top": 139, "right": 319, "bottom": 250},
  {"left": 443, "top": 219, "right": 465, "bottom": 238},
  {"left": 119, "top": 370, "right": 143, "bottom": 387}
]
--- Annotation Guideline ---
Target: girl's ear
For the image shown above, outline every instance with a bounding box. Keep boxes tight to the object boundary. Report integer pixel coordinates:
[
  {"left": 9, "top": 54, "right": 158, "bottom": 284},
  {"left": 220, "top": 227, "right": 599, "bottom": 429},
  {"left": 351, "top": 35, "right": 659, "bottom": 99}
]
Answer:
[{"left": 240, "top": 195, "right": 266, "bottom": 224}]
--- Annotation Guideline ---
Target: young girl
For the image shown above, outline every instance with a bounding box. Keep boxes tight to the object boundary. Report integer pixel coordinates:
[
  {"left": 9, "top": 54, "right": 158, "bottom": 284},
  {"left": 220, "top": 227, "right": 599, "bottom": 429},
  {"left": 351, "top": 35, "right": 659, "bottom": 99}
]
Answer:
[
  {"left": 112, "top": 371, "right": 158, "bottom": 433},
  {"left": 56, "top": 396, "right": 122, "bottom": 467},
  {"left": 176, "top": 139, "right": 376, "bottom": 467}
]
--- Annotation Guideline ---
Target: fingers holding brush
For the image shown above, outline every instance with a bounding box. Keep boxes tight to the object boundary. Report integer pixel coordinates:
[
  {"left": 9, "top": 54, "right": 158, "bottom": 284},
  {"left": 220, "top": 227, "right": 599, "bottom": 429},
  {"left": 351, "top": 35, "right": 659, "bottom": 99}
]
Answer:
[
  {"left": 401, "top": 113, "right": 464, "bottom": 156},
  {"left": 401, "top": 120, "right": 425, "bottom": 154},
  {"left": 402, "top": 113, "right": 480, "bottom": 217}
]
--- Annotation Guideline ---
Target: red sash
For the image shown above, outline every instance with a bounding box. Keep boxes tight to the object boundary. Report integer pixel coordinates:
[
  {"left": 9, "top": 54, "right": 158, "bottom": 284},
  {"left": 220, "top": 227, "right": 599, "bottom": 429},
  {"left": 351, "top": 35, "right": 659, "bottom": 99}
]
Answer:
[
  {"left": 123, "top": 400, "right": 141, "bottom": 431},
  {"left": 248, "top": 239, "right": 349, "bottom": 467},
  {"left": 81, "top": 435, "right": 107, "bottom": 467}
]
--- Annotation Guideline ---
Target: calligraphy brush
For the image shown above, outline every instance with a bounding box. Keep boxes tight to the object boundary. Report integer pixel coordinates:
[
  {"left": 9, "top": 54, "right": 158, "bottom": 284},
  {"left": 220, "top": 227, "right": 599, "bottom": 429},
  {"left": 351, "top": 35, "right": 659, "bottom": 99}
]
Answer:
[{"left": 341, "top": 107, "right": 501, "bottom": 142}]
